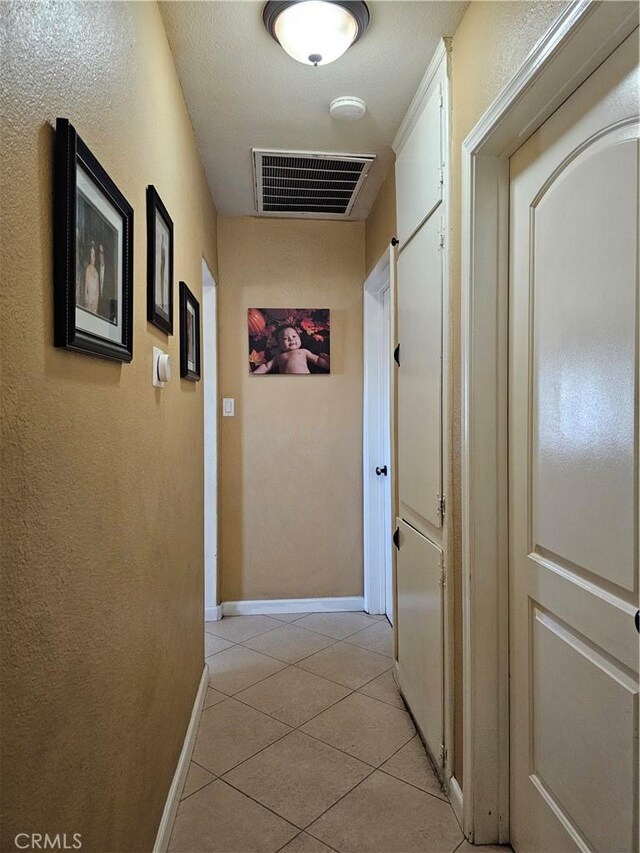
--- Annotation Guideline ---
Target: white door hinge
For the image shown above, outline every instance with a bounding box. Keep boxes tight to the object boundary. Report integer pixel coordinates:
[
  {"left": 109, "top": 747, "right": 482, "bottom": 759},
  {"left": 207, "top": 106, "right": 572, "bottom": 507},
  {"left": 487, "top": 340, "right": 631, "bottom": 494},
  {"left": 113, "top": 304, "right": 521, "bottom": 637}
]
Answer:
[
  {"left": 439, "top": 564, "right": 446, "bottom": 588},
  {"left": 436, "top": 493, "right": 445, "bottom": 520},
  {"left": 439, "top": 743, "right": 447, "bottom": 766},
  {"left": 438, "top": 165, "right": 444, "bottom": 186}
]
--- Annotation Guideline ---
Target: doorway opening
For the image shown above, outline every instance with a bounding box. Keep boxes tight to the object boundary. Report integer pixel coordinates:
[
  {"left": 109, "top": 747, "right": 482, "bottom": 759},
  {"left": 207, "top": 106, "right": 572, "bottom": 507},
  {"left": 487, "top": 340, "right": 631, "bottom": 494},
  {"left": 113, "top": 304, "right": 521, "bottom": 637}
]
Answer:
[
  {"left": 203, "top": 257, "right": 219, "bottom": 622},
  {"left": 363, "top": 247, "right": 394, "bottom": 623}
]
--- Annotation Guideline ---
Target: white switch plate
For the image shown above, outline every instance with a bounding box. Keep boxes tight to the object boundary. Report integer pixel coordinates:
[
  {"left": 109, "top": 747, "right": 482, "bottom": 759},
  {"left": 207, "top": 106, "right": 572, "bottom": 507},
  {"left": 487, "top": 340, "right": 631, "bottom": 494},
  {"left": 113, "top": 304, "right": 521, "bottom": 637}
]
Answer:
[
  {"left": 153, "top": 346, "right": 169, "bottom": 388},
  {"left": 222, "top": 398, "right": 235, "bottom": 417}
]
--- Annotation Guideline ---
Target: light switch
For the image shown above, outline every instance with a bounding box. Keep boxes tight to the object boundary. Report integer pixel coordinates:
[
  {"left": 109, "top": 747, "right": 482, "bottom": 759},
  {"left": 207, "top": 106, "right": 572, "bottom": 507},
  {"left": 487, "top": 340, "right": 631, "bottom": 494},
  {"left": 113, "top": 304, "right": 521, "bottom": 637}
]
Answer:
[{"left": 223, "top": 398, "right": 235, "bottom": 417}]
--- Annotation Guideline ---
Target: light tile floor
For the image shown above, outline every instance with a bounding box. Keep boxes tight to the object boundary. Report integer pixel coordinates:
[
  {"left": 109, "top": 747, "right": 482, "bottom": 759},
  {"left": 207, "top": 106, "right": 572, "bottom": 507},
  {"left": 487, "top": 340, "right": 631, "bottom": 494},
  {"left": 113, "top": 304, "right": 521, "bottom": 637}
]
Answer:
[{"left": 169, "top": 612, "right": 505, "bottom": 853}]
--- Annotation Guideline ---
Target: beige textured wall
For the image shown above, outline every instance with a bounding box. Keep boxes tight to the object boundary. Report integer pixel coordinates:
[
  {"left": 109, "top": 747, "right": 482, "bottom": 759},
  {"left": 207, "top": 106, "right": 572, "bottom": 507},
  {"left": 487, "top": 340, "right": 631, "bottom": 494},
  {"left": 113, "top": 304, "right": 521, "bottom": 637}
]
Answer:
[
  {"left": 364, "top": 166, "right": 397, "bottom": 275},
  {"left": 449, "top": 0, "right": 568, "bottom": 783},
  {"left": 0, "top": 3, "right": 217, "bottom": 851},
  {"left": 218, "top": 217, "right": 365, "bottom": 602}
]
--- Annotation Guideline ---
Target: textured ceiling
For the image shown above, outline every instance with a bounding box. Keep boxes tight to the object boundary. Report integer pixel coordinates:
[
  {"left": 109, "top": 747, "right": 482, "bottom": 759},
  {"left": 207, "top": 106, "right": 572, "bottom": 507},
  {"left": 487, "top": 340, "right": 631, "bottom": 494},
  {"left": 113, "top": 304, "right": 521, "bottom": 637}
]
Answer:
[{"left": 159, "top": 0, "right": 469, "bottom": 219}]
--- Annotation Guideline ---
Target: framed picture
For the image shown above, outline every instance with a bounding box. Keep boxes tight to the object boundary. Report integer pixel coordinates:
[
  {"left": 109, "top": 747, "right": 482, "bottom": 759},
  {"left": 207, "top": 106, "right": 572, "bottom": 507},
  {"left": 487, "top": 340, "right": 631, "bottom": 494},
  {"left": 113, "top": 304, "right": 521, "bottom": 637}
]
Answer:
[
  {"left": 247, "top": 308, "right": 330, "bottom": 375},
  {"left": 179, "top": 282, "right": 201, "bottom": 380},
  {"left": 146, "top": 186, "right": 174, "bottom": 334},
  {"left": 53, "top": 117, "right": 133, "bottom": 361}
]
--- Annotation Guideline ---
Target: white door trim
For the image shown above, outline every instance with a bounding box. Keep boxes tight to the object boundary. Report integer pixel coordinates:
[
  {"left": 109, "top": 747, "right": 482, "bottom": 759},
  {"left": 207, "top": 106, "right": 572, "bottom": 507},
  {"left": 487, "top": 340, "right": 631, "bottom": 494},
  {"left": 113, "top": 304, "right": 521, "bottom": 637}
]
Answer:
[
  {"left": 460, "top": 0, "right": 639, "bottom": 844},
  {"left": 203, "top": 258, "right": 219, "bottom": 623},
  {"left": 363, "top": 247, "right": 393, "bottom": 616}
]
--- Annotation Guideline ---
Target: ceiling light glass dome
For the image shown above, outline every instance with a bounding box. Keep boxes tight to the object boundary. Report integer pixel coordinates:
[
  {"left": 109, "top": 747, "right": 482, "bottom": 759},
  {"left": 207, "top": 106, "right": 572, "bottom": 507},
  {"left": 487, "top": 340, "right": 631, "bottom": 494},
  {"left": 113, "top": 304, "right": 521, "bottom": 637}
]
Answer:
[{"left": 263, "top": 1, "right": 370, "bottom": 67}]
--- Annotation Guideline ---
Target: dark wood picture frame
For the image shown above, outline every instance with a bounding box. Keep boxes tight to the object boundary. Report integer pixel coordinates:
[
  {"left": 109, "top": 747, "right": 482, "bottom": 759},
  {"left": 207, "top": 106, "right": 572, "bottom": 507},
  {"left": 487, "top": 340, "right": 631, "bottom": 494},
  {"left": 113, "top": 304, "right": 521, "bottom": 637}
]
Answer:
[
  {"left": 54, "top": 117, "right": 134, "bottom": 362},
  {"left": 179, "top": 282, "right": 201, "bottom": 381},
  {"left": 146, "top": 186, "right": 174, "bottom": 334}
]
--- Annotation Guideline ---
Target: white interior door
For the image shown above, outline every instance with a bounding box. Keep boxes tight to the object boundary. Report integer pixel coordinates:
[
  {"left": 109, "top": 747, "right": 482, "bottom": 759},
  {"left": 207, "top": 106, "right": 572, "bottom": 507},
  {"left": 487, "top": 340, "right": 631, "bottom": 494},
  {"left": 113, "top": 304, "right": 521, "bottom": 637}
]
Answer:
[
  {"left": 509, "top": 33, "right": 639, "bottom": 853},
  {"left": 363, "top": 251, "right": 394, "bottom": 619}
]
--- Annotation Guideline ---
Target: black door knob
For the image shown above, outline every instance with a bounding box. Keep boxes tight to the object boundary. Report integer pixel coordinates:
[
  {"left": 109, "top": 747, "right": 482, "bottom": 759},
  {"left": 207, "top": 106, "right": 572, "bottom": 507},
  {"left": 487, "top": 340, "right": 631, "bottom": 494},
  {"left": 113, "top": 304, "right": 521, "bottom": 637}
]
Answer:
[{"left": 375, "top": 465, "right": 388, "bottom": 476}]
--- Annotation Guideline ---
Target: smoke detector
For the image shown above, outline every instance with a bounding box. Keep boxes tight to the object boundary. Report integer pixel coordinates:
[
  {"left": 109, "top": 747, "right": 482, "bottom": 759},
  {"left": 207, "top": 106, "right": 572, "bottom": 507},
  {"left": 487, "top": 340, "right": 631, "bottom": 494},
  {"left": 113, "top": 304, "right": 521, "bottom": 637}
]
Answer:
[{"left": 329, "top": 96, "right": 366, "bottom": 122}]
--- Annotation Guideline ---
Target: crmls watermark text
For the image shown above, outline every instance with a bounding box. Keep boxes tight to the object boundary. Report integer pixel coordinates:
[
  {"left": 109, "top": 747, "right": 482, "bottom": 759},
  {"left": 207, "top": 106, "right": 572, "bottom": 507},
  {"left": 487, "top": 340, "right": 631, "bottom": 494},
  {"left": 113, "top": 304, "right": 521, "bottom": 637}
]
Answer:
[{"left": 14, "top": 834, "right": 82, "bottom": 850}]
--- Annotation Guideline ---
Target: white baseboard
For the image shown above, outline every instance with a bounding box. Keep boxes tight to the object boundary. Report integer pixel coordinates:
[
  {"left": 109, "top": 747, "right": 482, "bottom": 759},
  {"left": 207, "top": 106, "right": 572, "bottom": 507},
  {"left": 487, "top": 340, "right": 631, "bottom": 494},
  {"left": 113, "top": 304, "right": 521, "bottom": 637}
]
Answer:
[
  {"left": 205, "top": 605, "right": 223, "bottom": 622},
  {"left": 153, "top": 664, "right": 209, "bottom": 853},
  {"left": 221, "top": 596, "right": 365, "bottom": 617},
  {"left": 449, "top": 774, "right": 463, "bottom": 830}
]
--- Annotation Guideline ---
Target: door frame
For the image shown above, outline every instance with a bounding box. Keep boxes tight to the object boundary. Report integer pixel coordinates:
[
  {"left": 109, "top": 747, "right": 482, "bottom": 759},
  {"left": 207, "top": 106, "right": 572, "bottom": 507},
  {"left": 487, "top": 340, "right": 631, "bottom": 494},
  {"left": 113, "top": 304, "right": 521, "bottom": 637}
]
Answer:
[
  {"left": 460, "top": 0, "right": 639, "bottom": 843},
  {"left": 363, "top": 246, "right": 394, "bottom": 617},
  {"left": 203, "top": 257, "right": 220, "bottom": 622}
]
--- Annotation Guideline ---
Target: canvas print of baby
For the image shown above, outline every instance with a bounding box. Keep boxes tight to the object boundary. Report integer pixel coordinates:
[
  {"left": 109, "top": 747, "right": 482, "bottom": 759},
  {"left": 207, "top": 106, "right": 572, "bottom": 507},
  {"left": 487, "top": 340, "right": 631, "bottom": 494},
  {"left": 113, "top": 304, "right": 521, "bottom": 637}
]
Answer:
[{"left": 248, "top": 308, "right": 330, "bottom": 375}]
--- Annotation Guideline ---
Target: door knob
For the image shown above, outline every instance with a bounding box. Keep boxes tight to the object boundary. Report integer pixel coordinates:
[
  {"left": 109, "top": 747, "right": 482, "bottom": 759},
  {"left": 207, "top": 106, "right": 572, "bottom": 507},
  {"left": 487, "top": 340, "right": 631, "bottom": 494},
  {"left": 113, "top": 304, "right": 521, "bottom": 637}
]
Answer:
[{"left": 375, "top": 465, "right": 388, "bottom": 476}]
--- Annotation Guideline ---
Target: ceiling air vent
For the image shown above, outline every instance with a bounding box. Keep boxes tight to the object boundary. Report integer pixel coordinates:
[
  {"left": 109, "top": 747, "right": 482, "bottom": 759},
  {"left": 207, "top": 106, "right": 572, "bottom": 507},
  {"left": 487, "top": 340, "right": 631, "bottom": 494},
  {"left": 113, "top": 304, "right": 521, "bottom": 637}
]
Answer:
[{"left": 253, "top": 149, "right": 375, "bottom": 218}]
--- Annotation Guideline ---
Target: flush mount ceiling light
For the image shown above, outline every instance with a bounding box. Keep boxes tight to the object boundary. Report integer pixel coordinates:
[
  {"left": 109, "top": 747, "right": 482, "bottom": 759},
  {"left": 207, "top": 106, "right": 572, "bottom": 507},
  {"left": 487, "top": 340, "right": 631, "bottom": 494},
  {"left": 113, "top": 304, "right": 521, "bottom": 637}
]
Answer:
[{"left": 263, "top": 1, "right": 370, "bottom": 67}]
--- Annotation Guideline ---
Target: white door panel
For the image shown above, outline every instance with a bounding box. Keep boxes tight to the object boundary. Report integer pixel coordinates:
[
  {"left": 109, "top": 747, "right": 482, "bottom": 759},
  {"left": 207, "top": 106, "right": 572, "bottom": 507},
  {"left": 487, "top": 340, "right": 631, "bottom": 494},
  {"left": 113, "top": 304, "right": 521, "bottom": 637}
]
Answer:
[
  {"left": 395, "top": 84, "right": 442, "bottom": 246},
  {"left": 395, "top": 519, "right": 443, "bottom": 761},
  {"left": 397, "top": 216, "right": 442, "bottom": 534},
  {"left": 509, "top": 32, "right": 639, "bottom": 853},
  {"left": 531, "top": 133, "right": 637, "bottom": 590},
  {"left": 530, "top": 606, "right": 637, "bottom": 853}
]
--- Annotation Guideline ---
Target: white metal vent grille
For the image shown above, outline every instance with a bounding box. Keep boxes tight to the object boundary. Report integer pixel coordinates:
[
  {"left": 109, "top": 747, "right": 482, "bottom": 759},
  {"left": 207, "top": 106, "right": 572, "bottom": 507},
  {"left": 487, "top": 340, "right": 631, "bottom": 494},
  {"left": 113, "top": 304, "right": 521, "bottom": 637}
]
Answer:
[{"left": 253, "top": 149, "right": 375, "bottom": 218}]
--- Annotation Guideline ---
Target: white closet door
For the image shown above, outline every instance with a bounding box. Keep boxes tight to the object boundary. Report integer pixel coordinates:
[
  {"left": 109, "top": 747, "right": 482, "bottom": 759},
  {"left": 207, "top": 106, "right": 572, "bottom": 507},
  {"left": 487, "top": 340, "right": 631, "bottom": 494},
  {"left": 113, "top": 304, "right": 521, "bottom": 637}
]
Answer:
[
  {"left": 509, "top": 33, "right": 639, "bottom": 853},
  {"left": 395, "top": 84, "right": 442, "bottom": 246},
  {"left": 397, "top": 215, "right": 443, "bottom": 534},
  {"left": 396, "top": 519, "right": 443, "bottom": 761}
]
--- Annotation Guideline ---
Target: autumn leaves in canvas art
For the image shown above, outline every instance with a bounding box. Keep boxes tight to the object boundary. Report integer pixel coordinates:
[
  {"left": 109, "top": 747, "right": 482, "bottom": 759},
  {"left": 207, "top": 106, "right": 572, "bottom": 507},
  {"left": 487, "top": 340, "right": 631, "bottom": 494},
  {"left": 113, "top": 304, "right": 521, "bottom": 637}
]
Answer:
[{"left": 248, "top": 308, "right": 331, "bottom": 375}]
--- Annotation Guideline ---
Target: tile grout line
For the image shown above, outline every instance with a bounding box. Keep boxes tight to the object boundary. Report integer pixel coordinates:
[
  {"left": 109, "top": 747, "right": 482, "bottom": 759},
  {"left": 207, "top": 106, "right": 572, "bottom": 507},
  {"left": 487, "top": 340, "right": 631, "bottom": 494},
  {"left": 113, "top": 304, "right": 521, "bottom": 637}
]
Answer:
[
  {"left": 200, "top": 714, "right": 294, "bottom": 780},
  {"left": 301, "top": 767, "right": 379, "bottom": 841},
  {"left": 247, "top": 652, "right": 452, "bottom": 810},
  {"left": 235, "top": 634, "right": 345, "bottom": 666},
  {"left": 215, "top": 681, "right": 385, "bottom": 777},
  {"left": 291, "top": 657, "right": 395, "bottom": 694},
  {"left": 211, "top": 641, "right": 398, "bottom": 716},
  {"left": 230, "top": 667, "right": 356, "bottom": 729},
  {"left": 376, "top": 764, "right": 450, "bottom": 804},
  {"left": 208, "top": 613, "right": 384, "bottom": 645},
  {"left": 207, "top": 638, "right": 393, "bottom": 697},
  {"left": 274, "top": 829, "right": 341, "bottom": 853},
  {"left": 302, "top": 725, "right": 456, "bottom": 844},
  {"left": 176, "top": 775, "right": 217, "bottom": 806},
  {"left": 207, "top": 624, "right": 391, "bottom": 685},
  {"left": 237, "top": 632, "right": 395, "bottom": 667},
  {"left": 205, "top": 630, "right": 399, "bottom": 726},
  {"left": 205, "top": 669, "right": 421, "bottom": 799},
  {"left": 221, "top": 666, "right": 422, "bottom": 781},
  {"left": 190, "top": 757, "right": 218, "bottom": 777},
  {"left": 184, "top": 618, "right": 460, "bottom": 851},
  {"left": 214, "top": 776, "right": 303, "bottom": 837},
  {"left": 297, "top": 726, "right": 414, "bottom": 774}
]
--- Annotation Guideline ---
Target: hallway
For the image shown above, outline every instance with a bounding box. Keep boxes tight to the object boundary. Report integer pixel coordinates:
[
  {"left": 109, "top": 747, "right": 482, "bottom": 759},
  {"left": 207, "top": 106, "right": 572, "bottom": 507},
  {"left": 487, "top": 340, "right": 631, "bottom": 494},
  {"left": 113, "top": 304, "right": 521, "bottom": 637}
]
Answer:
[{"left": 169, "top": 613, "right": 484, "bottom": 853}]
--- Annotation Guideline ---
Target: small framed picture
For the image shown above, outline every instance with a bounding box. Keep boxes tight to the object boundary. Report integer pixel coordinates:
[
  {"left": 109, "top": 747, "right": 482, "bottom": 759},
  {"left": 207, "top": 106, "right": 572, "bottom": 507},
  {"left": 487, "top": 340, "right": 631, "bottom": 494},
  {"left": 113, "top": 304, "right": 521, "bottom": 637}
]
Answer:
[
  {"left": 146, "top": 186, "right": 174, "bottom": 334},
  {"left": 53, "top": 118, "right": 133, "bottom": 361},
  {"left": 179, "top": 282, "right": 201, "bottom": 381}
]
